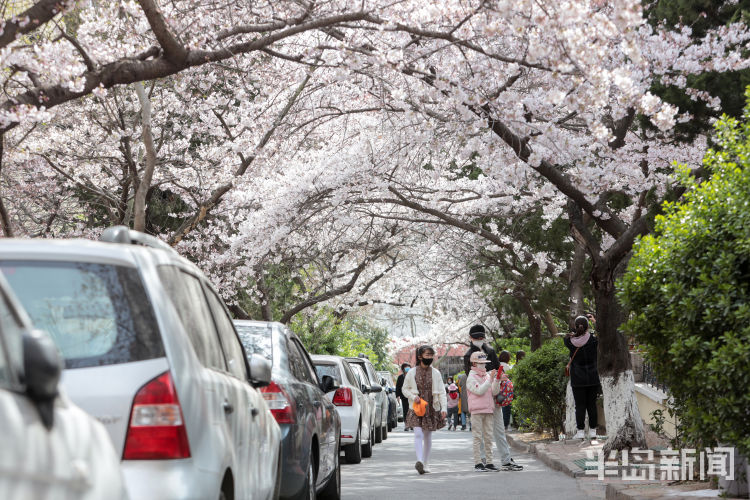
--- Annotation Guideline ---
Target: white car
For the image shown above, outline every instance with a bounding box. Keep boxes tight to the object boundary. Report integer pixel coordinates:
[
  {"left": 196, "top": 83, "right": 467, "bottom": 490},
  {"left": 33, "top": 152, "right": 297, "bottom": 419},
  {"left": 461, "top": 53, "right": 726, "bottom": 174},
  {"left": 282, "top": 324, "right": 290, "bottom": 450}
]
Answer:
[
  {"left": 0, "top": 228, "right": 281, "bottom": 500},
  {"left": 0, "top": 274, "right": 127, "bottom": 500},
  {"left": 311, "top": 355, "right": 373, "bottom": 463}
]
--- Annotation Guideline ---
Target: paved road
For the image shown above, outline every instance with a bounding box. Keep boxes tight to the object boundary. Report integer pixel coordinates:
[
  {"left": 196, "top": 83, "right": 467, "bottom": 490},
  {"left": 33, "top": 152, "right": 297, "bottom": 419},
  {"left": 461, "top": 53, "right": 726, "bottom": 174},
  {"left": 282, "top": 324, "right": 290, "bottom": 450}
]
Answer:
[{"left": 341, "top": 424, "right": 596, "bottom": 499}]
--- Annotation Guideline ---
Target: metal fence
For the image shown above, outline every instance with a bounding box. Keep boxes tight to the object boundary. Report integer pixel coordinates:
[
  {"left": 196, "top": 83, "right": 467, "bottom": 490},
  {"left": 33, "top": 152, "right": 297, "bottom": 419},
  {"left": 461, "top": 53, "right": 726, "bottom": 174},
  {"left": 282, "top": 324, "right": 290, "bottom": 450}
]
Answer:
[{"left": 643, "top": 361, "right": 669, "bottom": 393}]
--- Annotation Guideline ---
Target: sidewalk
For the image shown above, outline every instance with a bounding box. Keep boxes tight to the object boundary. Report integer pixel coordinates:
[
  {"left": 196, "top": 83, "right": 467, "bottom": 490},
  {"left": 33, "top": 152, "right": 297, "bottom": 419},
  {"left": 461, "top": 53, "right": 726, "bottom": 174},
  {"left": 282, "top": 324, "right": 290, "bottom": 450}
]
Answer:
[{"left": 505, "top": 431, "right": 745, "bottom": 500}]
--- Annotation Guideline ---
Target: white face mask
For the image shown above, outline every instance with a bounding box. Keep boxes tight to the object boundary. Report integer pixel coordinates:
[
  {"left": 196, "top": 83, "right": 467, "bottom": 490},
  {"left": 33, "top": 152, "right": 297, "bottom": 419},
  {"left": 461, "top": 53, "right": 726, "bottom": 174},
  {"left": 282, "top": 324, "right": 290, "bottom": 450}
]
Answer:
[{"left": 472, "top": 340, "right": 484, "bottom": 348}]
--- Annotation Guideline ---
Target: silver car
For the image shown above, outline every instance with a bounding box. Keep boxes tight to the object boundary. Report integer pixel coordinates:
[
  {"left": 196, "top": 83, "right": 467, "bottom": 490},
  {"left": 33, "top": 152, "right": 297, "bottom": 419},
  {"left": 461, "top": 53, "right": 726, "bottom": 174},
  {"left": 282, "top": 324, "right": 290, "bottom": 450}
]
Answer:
[
  {"left": 345, "top": 357, "right": 387, "bottom": 443},
  {"left": 311, "top": 355, "right": 373, "bottom": 463},
  {"left": 0, "top": 228, "right": 281, "bottom": 500},
  {"left": 0, "top": 273, "right": 127, "bottom": 500}
]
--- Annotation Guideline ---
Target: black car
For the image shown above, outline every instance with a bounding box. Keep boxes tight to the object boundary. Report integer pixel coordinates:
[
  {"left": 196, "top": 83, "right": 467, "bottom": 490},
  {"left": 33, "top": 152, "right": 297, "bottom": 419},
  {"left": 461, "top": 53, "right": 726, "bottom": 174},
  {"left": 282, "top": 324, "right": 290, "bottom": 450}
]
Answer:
[
  {"left": 235, "top": 320, "right": 341, "bottom": 500},
  {"left": 377, "top": 371, "right": 399, "bottom": 431}
]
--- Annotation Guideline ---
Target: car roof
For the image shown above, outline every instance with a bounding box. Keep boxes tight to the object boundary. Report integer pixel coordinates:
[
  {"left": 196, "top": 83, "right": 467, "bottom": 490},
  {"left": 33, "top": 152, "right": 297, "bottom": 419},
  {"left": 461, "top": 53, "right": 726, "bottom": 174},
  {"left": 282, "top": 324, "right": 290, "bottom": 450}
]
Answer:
[
  {"left": 0, "top": 238, "right": 201, "bottom": 274},
  {"left": 310, "top": 354, "right": 342, "bottom": 363}
]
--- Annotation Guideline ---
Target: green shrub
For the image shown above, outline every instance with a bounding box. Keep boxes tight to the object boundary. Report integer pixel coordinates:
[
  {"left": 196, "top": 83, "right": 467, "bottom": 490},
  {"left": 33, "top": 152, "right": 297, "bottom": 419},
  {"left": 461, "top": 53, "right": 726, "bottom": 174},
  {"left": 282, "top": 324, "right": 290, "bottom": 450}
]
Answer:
[
  {"left": 620, "top": 89, "right": 750, "bottom": 456},
  {"left": 511, "top": 339, "right": 569, "bottom": 436}
]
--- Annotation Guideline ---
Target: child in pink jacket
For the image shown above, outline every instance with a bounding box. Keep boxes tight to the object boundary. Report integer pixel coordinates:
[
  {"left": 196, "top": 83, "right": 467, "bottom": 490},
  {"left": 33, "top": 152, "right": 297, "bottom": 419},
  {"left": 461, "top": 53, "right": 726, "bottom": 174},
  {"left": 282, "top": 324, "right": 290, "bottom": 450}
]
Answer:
[{"left": 467, "top": 351, "right": 499, "bottom": 472}]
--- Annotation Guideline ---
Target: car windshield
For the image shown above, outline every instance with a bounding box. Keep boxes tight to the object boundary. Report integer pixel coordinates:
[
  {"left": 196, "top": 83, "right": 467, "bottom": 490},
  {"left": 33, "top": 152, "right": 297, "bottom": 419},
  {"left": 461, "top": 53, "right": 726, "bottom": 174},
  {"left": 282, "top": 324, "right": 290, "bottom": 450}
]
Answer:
[
  {"left": 234, "top": 324, "right": 274, "bottom": 361},
  {"left": 0, "top": 260, "right": 164, "bottom": 369},
  {"left": 314, "top": 363, "right": 341, "bottom": 383}
]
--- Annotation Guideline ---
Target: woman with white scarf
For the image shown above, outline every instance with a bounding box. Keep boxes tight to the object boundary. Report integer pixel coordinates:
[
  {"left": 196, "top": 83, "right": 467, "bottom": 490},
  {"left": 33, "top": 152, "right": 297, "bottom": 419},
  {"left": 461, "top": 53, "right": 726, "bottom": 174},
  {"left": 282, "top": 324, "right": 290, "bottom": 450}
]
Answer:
[{"left": 564, "top": 315, "right": 601, "bottom": 439}]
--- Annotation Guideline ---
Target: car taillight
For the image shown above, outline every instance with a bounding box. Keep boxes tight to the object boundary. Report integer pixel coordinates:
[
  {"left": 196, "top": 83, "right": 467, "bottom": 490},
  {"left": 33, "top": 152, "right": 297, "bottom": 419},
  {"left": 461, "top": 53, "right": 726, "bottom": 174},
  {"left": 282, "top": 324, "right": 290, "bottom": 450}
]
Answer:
[
  {"left": 332, "top": 387, "right": 353, "bottom": 406},
  {"left": 260, "top": 381, "right": 295, "bottom": 424},
  {"left": 122, "top": 371, "right": 191, "bottom": 460}
]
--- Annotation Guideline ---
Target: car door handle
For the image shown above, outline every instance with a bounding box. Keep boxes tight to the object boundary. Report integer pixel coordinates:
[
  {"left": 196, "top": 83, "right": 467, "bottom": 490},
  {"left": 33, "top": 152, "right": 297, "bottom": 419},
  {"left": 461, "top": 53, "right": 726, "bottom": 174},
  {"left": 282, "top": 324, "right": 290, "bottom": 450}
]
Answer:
[
  {"left": 251, "top": 407, "right": 259, "bottom": 418},
  {"left": 223, "top": 400, "right": 234, "bottom": 415}
]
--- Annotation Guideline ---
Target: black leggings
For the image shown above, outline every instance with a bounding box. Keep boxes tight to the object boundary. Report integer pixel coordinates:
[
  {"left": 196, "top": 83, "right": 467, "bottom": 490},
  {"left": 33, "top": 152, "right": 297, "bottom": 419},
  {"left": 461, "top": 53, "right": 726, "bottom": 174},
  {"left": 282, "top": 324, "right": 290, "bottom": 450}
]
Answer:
[
  {"left": 400, "top": 397, "right": 409, "bottom": 423},
  {"left": 572, "top": 385, "right": 599, "bottom": 429}
]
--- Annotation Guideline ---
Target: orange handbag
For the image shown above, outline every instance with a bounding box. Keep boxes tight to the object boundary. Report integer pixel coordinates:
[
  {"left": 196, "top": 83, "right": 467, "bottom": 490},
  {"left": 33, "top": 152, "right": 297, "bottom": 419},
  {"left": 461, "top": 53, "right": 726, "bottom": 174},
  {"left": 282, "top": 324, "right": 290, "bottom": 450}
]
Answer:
[{"left": 413, "top": 398, "right": 428, "bottom": 417}]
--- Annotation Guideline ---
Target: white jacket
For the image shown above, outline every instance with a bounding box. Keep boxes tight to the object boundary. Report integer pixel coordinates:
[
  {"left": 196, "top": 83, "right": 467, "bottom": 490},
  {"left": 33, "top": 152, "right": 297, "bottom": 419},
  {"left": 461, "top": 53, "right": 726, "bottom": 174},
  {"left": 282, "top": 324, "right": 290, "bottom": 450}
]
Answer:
[{"left": 401, "top": 366, "right": 448, "bottom": 412}]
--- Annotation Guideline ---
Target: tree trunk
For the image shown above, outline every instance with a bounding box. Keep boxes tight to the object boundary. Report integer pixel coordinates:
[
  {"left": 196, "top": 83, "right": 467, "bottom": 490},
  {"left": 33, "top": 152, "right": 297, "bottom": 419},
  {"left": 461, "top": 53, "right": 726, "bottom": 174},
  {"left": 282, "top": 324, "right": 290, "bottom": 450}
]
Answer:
[
  {"left": 0, "top": 133, "right": 13, "bottom": 237},
  {"left": 543, "top": 310, "right": 558, "bottom": 336},
  {"left": 592, "top": 257, "right": 646, "bottom": 454},
  {"left": 133, "top": 82, "right": 156, "bottom": 232},
  {"left": 517, "top": 294, "right": 542, "bottom": 351},
  {"left": 569, "top": 238, "right": 586, "bottom": 324}
]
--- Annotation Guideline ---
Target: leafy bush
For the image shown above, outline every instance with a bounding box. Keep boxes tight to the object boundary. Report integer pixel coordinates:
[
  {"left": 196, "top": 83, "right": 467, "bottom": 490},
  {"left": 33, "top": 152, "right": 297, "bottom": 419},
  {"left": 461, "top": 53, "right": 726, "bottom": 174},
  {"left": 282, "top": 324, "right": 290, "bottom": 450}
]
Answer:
[
  {"left": 511, "top": 339, "right": 569, "bottom": 436},
  {"left": 620, "top": 90, "right": 750, "bottom": 456},
  {"left": 493, "top": 338, "right": 531, "bottom": 361}
]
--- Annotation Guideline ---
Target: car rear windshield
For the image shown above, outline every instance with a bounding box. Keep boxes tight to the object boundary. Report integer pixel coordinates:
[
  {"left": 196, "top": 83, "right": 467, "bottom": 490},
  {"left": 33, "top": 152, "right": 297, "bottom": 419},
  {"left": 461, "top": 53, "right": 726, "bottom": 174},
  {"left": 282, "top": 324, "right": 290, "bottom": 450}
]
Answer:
[
  {"left": 235, "top": 324, "right": 274, "bottom": 362},
  {"left": 314, "top": 363, "right": 341, "bottom": 383},
  {"left": 0, "top": 261, "right": 164, "bottom": 369}
]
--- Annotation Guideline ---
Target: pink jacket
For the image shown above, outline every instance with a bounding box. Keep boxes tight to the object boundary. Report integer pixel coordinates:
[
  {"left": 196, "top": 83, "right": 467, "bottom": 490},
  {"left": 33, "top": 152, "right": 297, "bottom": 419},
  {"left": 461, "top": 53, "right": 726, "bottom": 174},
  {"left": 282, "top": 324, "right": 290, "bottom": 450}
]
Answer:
[{"left": 467, "top": 369, "right": 495, "bottom": 414}]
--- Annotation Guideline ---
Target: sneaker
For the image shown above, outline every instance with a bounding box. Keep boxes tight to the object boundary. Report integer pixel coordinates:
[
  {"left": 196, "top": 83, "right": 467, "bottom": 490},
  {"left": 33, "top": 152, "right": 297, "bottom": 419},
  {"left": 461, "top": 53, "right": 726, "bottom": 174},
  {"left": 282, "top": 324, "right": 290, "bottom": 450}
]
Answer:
[
  {"left": 423, "top": 464, "right": 431, "bottom": 473},
  {"left": 485, "top": 463, "right": 499, "bottom": 472},
  {"left": 474, "top": 463, "right": 486, "bottom": 472},
  {"left": 461, "top": 426, "right": 466, "bottom": 431},
  {"left": 502, "top": 461, "right": 523, "bottom": 471},
  {"left": 573, "top": 429, "right": 585, "bottom": 439},
  {"left": 588, "top": 428, "right": 597, "bottom": 439},
  {"left": 415, "top": 461, "right": 425, "bottom": 475}
]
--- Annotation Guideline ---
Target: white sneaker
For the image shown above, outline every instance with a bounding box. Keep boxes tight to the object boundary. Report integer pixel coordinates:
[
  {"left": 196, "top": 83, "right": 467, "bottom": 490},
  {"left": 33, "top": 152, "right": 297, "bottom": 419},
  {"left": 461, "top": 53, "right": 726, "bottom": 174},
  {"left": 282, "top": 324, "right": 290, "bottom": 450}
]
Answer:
[
  {"left": 588, "top": 428, "right": 597, "bottom": 439},
  {"left": 573, "top": 429, "right": 585, "bottom": 439}
]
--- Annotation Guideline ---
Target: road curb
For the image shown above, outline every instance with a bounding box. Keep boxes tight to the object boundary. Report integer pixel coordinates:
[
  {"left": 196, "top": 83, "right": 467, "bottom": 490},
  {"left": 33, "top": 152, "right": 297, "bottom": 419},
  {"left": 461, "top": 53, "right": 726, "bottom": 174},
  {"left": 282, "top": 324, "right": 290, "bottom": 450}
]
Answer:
[{"left": 506, "top": 433, "right": 587, "bottom": 479}]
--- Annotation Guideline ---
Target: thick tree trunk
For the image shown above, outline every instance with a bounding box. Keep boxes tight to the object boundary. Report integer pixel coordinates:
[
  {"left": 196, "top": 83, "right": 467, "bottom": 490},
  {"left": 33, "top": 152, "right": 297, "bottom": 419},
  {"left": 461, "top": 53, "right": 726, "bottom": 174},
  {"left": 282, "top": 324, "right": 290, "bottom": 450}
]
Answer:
[
  {"left": 517, "top": 294, "right": 542, "bottom": 351},
  {"left": 592, "top": 258, "right": 645, "bottom": 454},
  {"left": 0, "top": 133, "right": 13, "bottom": 237},
  {"left": 543, "top": 310, "right": 558, "bottom": 336},
  {"left": 133, "top": 82, "right": 156, "bottom": 232}
]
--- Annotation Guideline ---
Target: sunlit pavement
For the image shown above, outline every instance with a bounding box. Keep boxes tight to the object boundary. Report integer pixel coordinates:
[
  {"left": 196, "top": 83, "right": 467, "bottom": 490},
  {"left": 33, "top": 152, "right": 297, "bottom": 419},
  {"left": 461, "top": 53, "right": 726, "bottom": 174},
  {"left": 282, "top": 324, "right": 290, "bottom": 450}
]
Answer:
[{"left": 341, "top": 424, "right": 597, "bottom": 499}]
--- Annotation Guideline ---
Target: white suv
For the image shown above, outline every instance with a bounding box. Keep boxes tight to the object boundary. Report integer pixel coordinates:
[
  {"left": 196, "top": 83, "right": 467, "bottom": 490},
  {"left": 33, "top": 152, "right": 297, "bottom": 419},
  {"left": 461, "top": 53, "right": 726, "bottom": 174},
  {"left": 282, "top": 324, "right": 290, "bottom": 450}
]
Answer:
[{"left": 0, "top": 228, "right": 281, "bottom": 500}]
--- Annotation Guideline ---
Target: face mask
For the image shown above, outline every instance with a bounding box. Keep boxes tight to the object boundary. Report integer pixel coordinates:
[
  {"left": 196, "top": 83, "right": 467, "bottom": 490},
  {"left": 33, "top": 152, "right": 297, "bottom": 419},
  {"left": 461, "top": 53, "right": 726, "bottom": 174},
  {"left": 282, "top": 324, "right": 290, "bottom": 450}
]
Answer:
[
  {"left": 472, "top": 340, "right": 484, "bottom": 348},
  {"left": 473, "top": 364, "right": 487, "bottom": 374},
  {"left": 404, "top": 367, "right": 410, "bottom": 373},
  {"left": 421, "top": 358, "right": 434, "bottom": 366}
]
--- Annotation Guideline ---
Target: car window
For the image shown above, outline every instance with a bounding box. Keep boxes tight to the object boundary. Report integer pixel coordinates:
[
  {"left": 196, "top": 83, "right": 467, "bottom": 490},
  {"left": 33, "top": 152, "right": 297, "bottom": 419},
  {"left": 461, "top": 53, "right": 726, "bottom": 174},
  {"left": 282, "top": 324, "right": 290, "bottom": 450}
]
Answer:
[
  {"left": 203, "top": 284, "right": 248, "bottom": 380},
  {"left": 235, "top": 325, "right": 273, "bottom": 361},
  {"left": 365, "top": 362, "right": 380, "bottom": 385},
  {"left": 350, "top": 363, "right": 369, "bottom": 389},
  {"left": 341, "top": 360, "right": 358, "bottom": 386},
  {"left": 0, "top": 261, "right": 164, "bottom": 369},
  {"left": 287, "top": 339, "right": 315, "bottom": 385},
  {"left": 314, "top": 363, "right": 340, "bottom": 384},
  {"left": 295, "top": 340, "right": 319, "bottom": 384},
  {"left": 0, "top": 292, "right": 23, "bottom": 389},
  {"left": 157, "top": 266, "right": 225, "bottom": 371}
]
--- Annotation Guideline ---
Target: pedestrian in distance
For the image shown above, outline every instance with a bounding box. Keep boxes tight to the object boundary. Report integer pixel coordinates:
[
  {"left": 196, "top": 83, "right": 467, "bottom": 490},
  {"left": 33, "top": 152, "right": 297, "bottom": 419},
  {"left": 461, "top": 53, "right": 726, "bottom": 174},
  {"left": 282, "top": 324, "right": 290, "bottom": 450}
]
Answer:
[
  {"left": 565, "top": 315, "right": 601, "bottom": 439},
  {"left": 467, "top": 351, "right": 499, "bottom": 472},
  {"left": 402, "top": 345, "right": 447, "bottom": 474},
  {"left": 456, "top": 371, "right": 469, "bottom": 430},
  {"left": 463, "top": 324, "right": 500, "bottom": 375},
  {"left": 396, "top": 362, "right": 412, "bottom": 431},
  {"left": 498, "top": 350, "right": 513, "bottom": 430},
  {"left": 446, "top": 382, "right": 460, "bottom": 430},
  {"left": 515, "top": 350, "right": 526, "bottom": 363}
]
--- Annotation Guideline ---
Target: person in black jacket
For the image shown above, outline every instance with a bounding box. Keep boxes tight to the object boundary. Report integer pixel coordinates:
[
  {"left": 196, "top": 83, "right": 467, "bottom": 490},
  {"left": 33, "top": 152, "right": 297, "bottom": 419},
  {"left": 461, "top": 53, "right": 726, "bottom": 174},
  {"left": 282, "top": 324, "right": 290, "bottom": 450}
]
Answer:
[
  {"left": 463, "top": 325, "right": 500, "bottom": 374},
  {"left": 564, "top": 315, "right": 600, "bottom": 439},
  {"left": 395, "top": 363, "right": 411, "bottom": 431}
]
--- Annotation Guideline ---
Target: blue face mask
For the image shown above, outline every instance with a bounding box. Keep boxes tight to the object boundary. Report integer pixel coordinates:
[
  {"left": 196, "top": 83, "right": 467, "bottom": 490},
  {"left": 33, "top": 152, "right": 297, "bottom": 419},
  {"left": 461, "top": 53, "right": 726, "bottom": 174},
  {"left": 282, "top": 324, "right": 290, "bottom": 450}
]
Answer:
[{"left": 404, "top": 367, "right": 410, "bottom": 373}]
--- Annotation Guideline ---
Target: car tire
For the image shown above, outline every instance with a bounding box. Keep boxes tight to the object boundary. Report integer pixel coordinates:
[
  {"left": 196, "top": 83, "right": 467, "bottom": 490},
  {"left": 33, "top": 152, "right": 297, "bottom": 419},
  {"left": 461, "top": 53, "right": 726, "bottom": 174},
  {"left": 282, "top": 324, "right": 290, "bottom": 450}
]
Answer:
[
  {"left": 374, "top": 423, "right": 382, "bottom": 444},
  {"left": 381, "top": 424, "right": 388, "bottom": 440},
  {"left": 361, "top": 428, "right": 373, "bottom": 458},
  {"left": 270, "top": 451, "right": 282, "bottom": 500},
  {"left": 299, "top": 455, "right": 316, "bottom": 500},
  {"left": 318, "top": 450, "right": 340, "bottom": 500},
  {"left": 344, "top": 426, "right": 362, "bottom": 464}
]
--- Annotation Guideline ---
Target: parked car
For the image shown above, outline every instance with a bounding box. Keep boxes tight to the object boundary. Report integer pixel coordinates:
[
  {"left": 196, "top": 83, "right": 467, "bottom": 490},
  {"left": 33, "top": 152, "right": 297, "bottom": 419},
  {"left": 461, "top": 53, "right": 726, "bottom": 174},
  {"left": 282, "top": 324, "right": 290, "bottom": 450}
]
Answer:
[
  {"left": 311, "top": 354, "right": 374, "bottom": 464},
  {"left": 343, "top": 359, "right": 377, "bottom": 456},
  {"left": 345, "top": 356, "right": 388, "bottom": 443},
  {"left": 234, "top": 320, "right": 341, "bottom": 500},
  {"left": 0, "top": 228, "right": 281, "bottom": 500},
  {"left": 377, "top": 371, "right": 399, "bottom": 431},
  {"left": 0, "top": 273, "right": 128, "bottom": 500}
]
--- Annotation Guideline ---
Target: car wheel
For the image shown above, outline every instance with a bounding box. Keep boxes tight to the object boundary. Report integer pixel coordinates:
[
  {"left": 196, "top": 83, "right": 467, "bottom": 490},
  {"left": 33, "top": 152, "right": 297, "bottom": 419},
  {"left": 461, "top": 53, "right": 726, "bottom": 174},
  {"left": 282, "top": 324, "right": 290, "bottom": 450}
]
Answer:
[
  {"left": 361, "top": 428, "right": 373, "bottom": 458},
  {"left": 270, "top": 451, "right": 282, "bottom": 500},
  {"left": 374, "top": 424, "right": 382, "bottom": 444},
  {"left": 318, "top": 449, "right": 340, "bottom": 500},
  {"left": 344, "top": 426, "right": 362, "bottom": 464},
  {"left": 381, "top": 424, "right": 388, "bottom": 440},
  {"left": 300, "top": 456, "right": 316, "bottom": 500}
]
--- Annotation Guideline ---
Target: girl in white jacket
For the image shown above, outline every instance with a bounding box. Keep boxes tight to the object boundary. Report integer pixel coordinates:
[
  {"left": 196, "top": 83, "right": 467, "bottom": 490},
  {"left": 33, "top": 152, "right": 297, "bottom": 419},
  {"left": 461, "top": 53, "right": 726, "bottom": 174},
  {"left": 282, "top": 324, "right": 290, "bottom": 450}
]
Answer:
[{"left": 402, "top": 345, "right": 448, "bottom": 474}]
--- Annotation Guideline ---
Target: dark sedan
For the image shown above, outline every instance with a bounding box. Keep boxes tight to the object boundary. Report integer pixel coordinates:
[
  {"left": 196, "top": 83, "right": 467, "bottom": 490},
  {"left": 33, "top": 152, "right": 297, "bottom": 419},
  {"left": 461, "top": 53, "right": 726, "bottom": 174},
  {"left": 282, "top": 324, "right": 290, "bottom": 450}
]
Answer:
[{"left": 235, "top": 320, "right": 341, "bottom": 500}]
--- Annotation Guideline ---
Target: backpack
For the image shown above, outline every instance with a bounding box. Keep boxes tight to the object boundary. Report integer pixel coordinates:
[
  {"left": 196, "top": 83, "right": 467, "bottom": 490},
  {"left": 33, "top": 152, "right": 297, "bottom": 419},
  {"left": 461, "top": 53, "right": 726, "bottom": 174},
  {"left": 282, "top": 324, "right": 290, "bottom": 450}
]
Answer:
[
  {"left": 495, "top": 379, "right": 514, "bottom": 407},
  {"left": 449, "top": 390, "right": 459, "bottom": 400}
]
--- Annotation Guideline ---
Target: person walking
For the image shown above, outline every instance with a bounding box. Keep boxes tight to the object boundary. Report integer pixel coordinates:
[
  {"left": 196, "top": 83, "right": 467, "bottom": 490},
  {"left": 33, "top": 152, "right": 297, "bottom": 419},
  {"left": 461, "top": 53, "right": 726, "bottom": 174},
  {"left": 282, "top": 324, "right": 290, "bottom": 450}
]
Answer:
[
  {"left": 498, "top": 350, "right": 513, "bottom": 430},
  {"left": 463, "top": 325, "right": 500, "bottom": 374},
  {"left": 446, "top": 382, "right": 460, "bottom": 430},
  {"left": 456, "top": 371, "right": 469, "bottom": 430},
  {"left": 466, "top": 351, "right": 499, "bottom": 472},
  {"left": 402, "top": 345, "right": 447, "bottom": 474},
  {"left": 395, "top": 363, "right": 412, "bottom": 431},
  {"left": 565, "top": 315, "right": 601, "bottom": 439}
]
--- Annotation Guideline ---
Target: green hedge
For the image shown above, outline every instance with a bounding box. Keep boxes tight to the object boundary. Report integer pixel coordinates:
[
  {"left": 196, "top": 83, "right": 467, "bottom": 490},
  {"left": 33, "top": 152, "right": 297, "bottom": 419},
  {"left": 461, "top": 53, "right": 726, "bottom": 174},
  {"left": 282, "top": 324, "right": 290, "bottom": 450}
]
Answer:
[
  {"left": 620, "top": 90, "right": 750, "bottom": 456},
  {"left": 511, "top": 339, "right": 569, "bottom": 436}
]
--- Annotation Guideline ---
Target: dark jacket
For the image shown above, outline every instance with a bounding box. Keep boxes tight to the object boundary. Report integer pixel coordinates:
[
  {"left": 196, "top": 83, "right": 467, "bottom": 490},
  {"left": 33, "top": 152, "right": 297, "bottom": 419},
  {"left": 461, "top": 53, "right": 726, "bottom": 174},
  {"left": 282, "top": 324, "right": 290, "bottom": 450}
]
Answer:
[
  {"left": 463, "top": 343, "right": 500, "bottom": 374},
  {"left": 395, "top": 372, "right": 406, "bottom": 399},
  {"left": 564, "top": 334, "right": 600, "bottom": 387}
]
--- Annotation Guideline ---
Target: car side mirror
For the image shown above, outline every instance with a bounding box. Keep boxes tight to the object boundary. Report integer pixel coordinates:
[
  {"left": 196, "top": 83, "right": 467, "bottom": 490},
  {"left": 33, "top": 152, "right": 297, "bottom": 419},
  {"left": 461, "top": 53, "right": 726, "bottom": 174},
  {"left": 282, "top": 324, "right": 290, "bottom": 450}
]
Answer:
[
  {"left": 320, "top": 375, "right": 339, "bottom": 394},
  {"left": 23, "top": 329, "right": 63, "bottom": 430},
  {"left": 369, "top": 383, "right": 383, "bottom": 393},
  {"left": 248, "top": 354, "right": 272, "bottom": 388}
]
